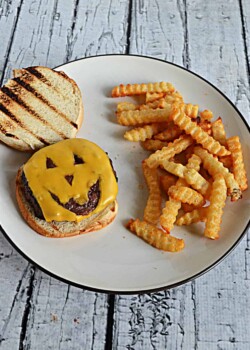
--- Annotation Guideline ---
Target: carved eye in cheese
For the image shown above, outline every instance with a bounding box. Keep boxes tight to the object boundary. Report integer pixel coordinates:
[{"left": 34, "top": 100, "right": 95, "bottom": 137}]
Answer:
[{"left": 23, "top": 138, "right": 118, "bottom": 222}]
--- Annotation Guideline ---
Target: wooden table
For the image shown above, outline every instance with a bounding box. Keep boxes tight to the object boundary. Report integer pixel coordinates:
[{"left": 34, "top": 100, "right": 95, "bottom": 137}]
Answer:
[{"left": 0, "top": 1, "right": 249, "bottom": 349}]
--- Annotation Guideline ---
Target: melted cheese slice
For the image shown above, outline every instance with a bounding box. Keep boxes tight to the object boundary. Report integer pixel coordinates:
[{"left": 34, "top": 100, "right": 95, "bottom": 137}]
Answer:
[{"left": 23, "top": 138, "right": 118, "bottom": 222}]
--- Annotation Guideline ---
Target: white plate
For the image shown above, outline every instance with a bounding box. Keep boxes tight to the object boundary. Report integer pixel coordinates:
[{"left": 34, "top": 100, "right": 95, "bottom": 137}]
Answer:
[{"left": 0, "top": 55, "right": 249, "bottom": 294}]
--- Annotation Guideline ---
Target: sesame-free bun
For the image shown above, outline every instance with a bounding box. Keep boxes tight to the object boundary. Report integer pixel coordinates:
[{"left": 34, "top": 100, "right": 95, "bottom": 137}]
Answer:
[
  {"left": 16, "top": 167, "right": 118, "bottom": 238},
  {"left": 0, "top": 66, "right": 83, "bottom": 151}
]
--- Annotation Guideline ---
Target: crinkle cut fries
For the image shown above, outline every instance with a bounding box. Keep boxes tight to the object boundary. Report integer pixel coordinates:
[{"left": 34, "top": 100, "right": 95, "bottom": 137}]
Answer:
[{"left": 111, "top": 81, "right": 248, "bottom": 252}]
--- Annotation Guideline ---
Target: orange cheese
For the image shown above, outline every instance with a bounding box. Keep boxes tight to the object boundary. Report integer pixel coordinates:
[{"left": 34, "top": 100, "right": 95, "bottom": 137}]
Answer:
[{"left": 23, "top": 139, "right": 118, "bottom": 222}]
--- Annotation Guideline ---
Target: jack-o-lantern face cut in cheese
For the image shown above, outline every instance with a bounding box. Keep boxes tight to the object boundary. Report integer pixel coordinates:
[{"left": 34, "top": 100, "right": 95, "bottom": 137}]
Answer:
[{"left": 16, "top": 138, "right": 118, "bottom": 237}]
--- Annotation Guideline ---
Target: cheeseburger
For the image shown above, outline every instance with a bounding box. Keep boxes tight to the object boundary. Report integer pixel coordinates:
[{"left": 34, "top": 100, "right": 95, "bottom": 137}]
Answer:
[{"left": 16, "top": 138, "right": 118, "bottom": 237}]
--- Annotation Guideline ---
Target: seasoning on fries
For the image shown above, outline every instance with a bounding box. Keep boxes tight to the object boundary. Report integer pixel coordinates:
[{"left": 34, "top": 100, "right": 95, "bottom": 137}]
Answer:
[{"left": 111, "top": 81, "right": 248, "bottom": 251}]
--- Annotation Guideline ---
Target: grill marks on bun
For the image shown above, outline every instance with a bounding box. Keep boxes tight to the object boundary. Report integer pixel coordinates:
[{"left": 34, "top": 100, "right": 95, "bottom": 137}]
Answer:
[{"left": 0, "top": 66, "right": 83, "bottom": 151}]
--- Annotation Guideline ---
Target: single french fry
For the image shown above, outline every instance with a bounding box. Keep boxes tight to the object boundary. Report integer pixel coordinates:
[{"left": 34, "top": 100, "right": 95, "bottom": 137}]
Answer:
[
  {"left": 160, "top": 160, "right": 186, "bottom": 177},
  {"left": 139, "top": 99, "right": 164, "bottom": 110},
  {"left": 127, "top": 219, "right": 185, "bottom": 252},
  {"left": 204, "top": 174, "right": 227, "bottom": 239},
  {"left": 112, "top": 82, "right": 175, "bottom": 97},
  {"left": 159, "top": 100, "right": 199, "bottom": 119},
  {"left": 117, "top": 107, "right": 172, "bottom": 126},
  {"left": 164, "top": 91, "right": 183, "bottom": 104},
  {"left": 117, "top": 99, "right": 164, "bottom": 113},
  {"left": 212, "top": 117, "right": 227, "bottom": 146},
  {"left": 168, "top": 185, "right": 205, "bottom": 206},
  {"left": 141, "top": 139, "right": 170, "bottom": 151},
  {"left": 159, "top": 173, "right": 177, "bottom": 194},
  {"left": 142, "top": 161, "right": 162, "bottom": 225},
  {"left": 146, "top": 135, "right": 193, "bottom": 168},
  {"left": 200, "top": 109, "right": 213, "bottom": 121},
  {"left": 176, "top": 208, "right": 208, "bottom": 226},
  {"left": 154, "top": 123, "right": 183, "bottom": 141},
  {"left": 124, "top": 123, "right": 167, "bottom": 142},
  {"left": 183, "top": 103, "right": 199, "bottom": 119},
  {"left": 185, "top": 154, "right": 202, "bottom": 170},
  {"left": 146, "top": 92, "right": 165, "bottom": 103},
  {"left": 227, "top": 136, "right": 248, "bottom": 191},
  {"left": 160, "top": 197, "right": 182, "bottom": 232},
  {"left": 117, "top": 102, "right": 137, "bottom": 112},
  {"left": 171, "top": 108, "right": 230, "bottom": 156},
  {"left": 194, "top": 146, "right": 242, "bottom": 201},
  {"left": 184, "top": 168, "right": 211, "bottom": 197}
]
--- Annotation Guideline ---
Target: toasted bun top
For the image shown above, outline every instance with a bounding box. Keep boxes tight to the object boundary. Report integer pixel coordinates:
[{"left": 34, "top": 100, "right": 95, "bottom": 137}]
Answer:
[
  {"left": 0, "top": 66, "right": 83, "bottom": 151},
  {"left": 23, "top": 138, "right": 118, "bottom": 223}
]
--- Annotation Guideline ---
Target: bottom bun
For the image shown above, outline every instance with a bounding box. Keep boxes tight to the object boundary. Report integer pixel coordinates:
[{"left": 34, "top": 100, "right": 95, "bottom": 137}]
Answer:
[{"left": 16, "top": 168, "right": 118, "bottom": 238}]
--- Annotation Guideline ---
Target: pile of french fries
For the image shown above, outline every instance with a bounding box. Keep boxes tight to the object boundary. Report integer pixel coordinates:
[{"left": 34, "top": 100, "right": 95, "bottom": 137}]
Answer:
[{"left": 111, "top": 82, "right": 248, "bottom": 252}]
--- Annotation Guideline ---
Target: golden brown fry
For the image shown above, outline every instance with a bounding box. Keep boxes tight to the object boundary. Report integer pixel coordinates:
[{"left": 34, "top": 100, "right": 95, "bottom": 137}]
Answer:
[
  {"left": 127, "top": 219, "right": 185, "bottom": 252},
  {"left": 159, "top": 100, "right": 199, "bottom": 119},
  {"left": 200, "top": 109, "right": 213, "bottom": 121},
  {"left": 204, "top": 174, "right": 227, "bottom": 239},
  {"left": 164, "top": 91, "right": 183, "bottom": 104},
  {"left": 219, "top": 155, "right": 232, "bottom": 170},
  {"left": 117, "top": 108, "right": 172, "bottom": 126},
  {"left": 124, "top": 123, "right": 167, "bottom": 142},
  {"left": 139, "top": 99, "right": 164, "bottom": 110},
  {"left": 141, "top": 139, "right": 170, "bottom": 151},
  {"left": 197, "top": 119, "right": 212, "bottom": 135},
  {"left": 176, "top": 208, "right": 208, "bottom": 226},
  {"left": 159, "top": 173, "right": 177, "bottom": 194},
  {"left": 112, "top": 82, "right": 175, "bottom": 97},
  {"left": 154, "top": 123, "right": 182, "bottom": 141},
  {"left": 146, "top": 92, "right": 165, "bottom": 103},
  {"left": 159, "top": 154, "right": 201, "bottom": 231},
  {"left": 160, "top": 160, "right": 187, "bottom": 177},
  {"left": 160, "top": 159, "right": 187, "bottom": 178},
  {"left": 181, "top": 203, "right": 197, "bottom": 213},
  {"left": 168, "top": 185, "right": 205, "bottom": 206},
  {"left": 142, "top": 161, "right": 162, "bottom": 225},
  {"left": 183, "top": 103, "right": 199, "bottom": 119},
  {"left": 227, "top": 136, "right": 248, "bottom": 191},
  {"left": 184, "top": 168, "right": 211, "bottom": 197},
  {"left": 212, "top": 117, "right": 227, "bottom": 146},
  {"left": 185, "top": 154, "right": 201, "bottom": 170},
  {"left": 171, "top": 108, "right": 230, "bottom": 156},
  {"left": 194, "top": 146, "right": 242, "bottom": 201},
  {"left": 117, "top": 102, "right": 137, "bottom": 112},
  {"left": 160, "top": 197, "right": 182, "bottom": 232},
  {"left": 117, "top": 99, "right": 164, "bottom": 113},
  {"left": 145, "top": 135, "right": 193, "bottom": 168}
]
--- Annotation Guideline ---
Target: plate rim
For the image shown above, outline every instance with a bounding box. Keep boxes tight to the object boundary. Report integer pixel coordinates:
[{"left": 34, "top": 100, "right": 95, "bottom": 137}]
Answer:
[{"left": 1, "top": 53, "right": 250, "bottom": 295}]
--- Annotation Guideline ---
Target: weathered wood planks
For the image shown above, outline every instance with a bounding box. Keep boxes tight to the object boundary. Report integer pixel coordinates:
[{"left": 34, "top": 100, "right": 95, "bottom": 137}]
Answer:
[
  {"left": 112, "top": 0, "right": 250, "bottom": 349},
  {"left": 0, "top": 1, "right": 129, "bottom": 349},
  {"left": 0, "top": 0, "right": 249, "bottom": 349}
]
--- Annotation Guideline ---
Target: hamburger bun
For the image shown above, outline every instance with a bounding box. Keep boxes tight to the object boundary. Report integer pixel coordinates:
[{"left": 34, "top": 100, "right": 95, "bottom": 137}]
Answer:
[
  {"left": 0, "top": 66, "right": 83, "bottom": 152},
  {"left": 16, "top": 139, "right": 118, "bottom": 238}
]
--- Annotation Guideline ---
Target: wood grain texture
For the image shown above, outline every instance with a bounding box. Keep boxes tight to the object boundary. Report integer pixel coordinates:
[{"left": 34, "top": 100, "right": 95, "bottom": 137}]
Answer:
[
  {"left": 113, "top": 0, "right": 250, "bottom": 349},
  {"left": 20, "top": 270, "right": 108, "bottom": 350},
  {"left": 0, "top": 0, "right": 129, "bottom": 349},
  {"left": 0, "top": 0, "right": 249, "bottom": 349}
]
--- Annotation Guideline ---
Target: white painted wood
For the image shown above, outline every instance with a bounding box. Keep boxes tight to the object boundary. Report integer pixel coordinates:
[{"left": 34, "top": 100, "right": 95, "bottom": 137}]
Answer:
[
  {"left": 68, "top": 0, "right": 130, "bottom": 59},
  {"left": 112, "top": 1, "right": 250, "bottom": 349},
  {"left": 0, "top": 236, "right": 30, "bottom": 350},
  {"left": 23, "top": 270, "right": 108, "bottom": 350},
  {"left": 129, "top": 0, "right": 186, "bottom": 66},
  {"left": 0, "top": 0, "right": 128, "bottom": 349},
  {"left": 0, "top": 0, "right": 250, "bottom": 349},
  {"left": 0, "top": 0, "right": 22, "bottom": 77}
]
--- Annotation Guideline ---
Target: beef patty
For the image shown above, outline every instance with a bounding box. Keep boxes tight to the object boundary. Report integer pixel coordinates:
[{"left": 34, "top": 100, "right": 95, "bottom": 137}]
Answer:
[{"left": 21, "top": 171, "right": 100, "bottom": 220}]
